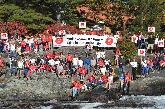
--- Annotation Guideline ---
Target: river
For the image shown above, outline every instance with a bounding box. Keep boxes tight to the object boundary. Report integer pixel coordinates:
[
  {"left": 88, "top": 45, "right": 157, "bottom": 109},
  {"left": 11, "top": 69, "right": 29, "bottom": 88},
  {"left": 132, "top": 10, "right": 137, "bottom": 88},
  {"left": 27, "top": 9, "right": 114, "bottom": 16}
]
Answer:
[{"left": 35, "top": 95, "right": 165, "bottom": 109}]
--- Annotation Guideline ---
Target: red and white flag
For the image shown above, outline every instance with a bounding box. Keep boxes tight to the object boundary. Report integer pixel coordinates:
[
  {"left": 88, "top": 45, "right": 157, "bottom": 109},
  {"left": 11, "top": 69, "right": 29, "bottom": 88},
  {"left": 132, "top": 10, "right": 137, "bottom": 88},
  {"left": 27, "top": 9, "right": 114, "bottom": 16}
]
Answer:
[
  {"left": 59, "top": 30, "right": 66, "bottom": 35},
  {"left": 53, "top": 37, "right": 64, "bottom": 47},
  {"left": 158, "top": 40, "right": 164, "bottom": 47},
  {"left": 1, "top": 33, "right": 8, "bottom": 39},
  {"left": 79, "top": 22, "right": 86, "bottom": 28},
  {"left": 148, "top": 27, "right": 155, "bottom": 32},
  {"left": 138, "top": 49, "right": 145, "bottom": 56}
]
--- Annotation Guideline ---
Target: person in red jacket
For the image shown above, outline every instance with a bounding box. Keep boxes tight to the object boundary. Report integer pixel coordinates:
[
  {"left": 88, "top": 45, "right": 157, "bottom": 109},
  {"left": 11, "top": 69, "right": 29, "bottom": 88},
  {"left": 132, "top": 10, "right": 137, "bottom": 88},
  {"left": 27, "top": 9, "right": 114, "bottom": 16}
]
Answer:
[
  {"left": 47, "top": 35, "right": 53, "bottom": 50},
  {"left": 98, "top": 58, "right": 104, "bottom": 68},
  {"left": 80, "top": 66, "right": 87, "bottom": 80},
  {"left": 66, "top": 53, "right": 73, "bottom": 69}
]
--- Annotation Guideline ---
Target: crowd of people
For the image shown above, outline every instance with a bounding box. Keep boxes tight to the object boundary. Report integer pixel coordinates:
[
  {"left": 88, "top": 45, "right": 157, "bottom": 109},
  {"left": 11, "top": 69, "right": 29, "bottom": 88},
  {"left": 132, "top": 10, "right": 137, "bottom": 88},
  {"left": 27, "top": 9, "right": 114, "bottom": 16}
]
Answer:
[{"left": 0, "top": 31, "right": 164, "bottom": 97}]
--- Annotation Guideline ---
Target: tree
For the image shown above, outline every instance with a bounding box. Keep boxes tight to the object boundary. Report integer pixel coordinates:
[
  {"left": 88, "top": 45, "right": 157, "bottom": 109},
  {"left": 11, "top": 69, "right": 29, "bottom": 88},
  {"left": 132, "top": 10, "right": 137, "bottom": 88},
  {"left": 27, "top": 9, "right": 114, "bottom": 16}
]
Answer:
[
  {"left": 0, "top": 4, "right": 54, "bottom": 33},
  {"left": 118, "top": 33, "right": 137, "bottom": 59}
]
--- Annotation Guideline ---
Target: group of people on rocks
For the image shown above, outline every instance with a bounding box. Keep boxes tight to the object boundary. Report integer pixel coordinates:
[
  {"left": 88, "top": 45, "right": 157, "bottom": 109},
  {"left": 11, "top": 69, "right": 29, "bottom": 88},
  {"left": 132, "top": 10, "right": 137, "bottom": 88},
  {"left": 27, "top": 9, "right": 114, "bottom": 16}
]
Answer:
[{"left": 0, "top": 31, "right": 164, "bottom": 98}]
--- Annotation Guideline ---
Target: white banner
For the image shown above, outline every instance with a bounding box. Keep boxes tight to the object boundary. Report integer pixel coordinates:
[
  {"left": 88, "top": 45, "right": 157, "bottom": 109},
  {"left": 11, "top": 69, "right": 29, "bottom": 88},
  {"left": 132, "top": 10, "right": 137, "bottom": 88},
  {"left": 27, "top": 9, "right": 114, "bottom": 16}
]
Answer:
[
  {"left": 158, "top": 40, "right": 164, "bottom": 47},
  {"left": 53, "top": 35, "right": 117, "bottom": 47},
  {"left": 1, "top": 33, "right": 8, "bottom": 39},
  {"left": 138, "top": 49, "right": 145, "bottom": 56}
]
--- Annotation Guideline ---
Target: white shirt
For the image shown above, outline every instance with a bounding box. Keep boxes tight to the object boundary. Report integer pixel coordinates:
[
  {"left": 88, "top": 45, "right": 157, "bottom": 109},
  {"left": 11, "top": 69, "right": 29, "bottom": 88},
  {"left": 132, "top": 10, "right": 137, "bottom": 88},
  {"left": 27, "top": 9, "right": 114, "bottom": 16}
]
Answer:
[
  {"left": 108, "top": 75, "right": 113, "bottom": 83},
  {"left": 55, "top": 60, "right": 60, "bottom": 65},
  {"left": 78, "top": 59, "right": 83, "bottom": 67},
  {"left": 48, "top": 59, "right": 55, "bottom": 66},
  {"left": 141, "top": 61, "right": 147, "bottom": 67},
  {"left": 73, "top": 58, "right": 78, "bottom": 66},
  {"left": 155, "top": 38, "right": 159, "bottom": 44},
  {"left": 18, "top": 61, "right": 24, "bottom": 68},
  {"left": 100, "top": 67, "right": 106, "bottom": 75},
  {"left": 100, "top": 52, "right": 105, "bottom": 59},
  {"left": 30, "top": 58, "right": 36, "bottom": 64},
  {"left": 10, "top": 44, "right": 15, "bottom": 51},
  {"left": 130, "top": 62, "right": 137, "bottom": 68},
  {"left": 105, "top": 60, "right": 110, "bottom": 65}
]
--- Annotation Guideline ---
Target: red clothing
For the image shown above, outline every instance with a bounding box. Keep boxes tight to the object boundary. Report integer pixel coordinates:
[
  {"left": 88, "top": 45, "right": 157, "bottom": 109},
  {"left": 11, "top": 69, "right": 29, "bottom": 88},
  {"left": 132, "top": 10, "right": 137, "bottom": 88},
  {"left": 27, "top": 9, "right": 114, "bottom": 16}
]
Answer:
[
  {"left": 87, "top": 75, "right": 95, "bottom": 82},
  {"left": 66, "top": 54, "right": 72, "bottom": 62},
  {"left": 77, "top": 67, "right": 83, "bottom": 74},
  {"left": 34, "top": 44, "right": 38, "bottom": 49},
  {"left": 75, "top": 81, "right": 82, "bottom": 89},
  {"left": 47, "top": 53, "right": 53, "bottom": 59},
  {"left": 0, "top": 58, "right": 3, "bottom": 67},
  {"left": 25, "top": 46, "right": 30, "bottom": 52},
  {"left": 146, "top": 59, "right": 152, "bottom": 65},
  {"left": 47, "top": 35, "right": 52, "bottom": 42},
  {"left": 21, "top": 41, "right": 26, "bottom": 47},
  {"left": 125, "top": 73, "right": 131, "bottom": 81},
  {"left": 30, "top": 65, "right": 36, "bottom": 72},
  {"left": 81, "top": 68, "right": 87, "bottom": 75},
  {"left": 101, "top": 75, "right": 107, "bottom": 83},
  {"left": 98, "top": 59, "right": 104, "bottom": 67},
  {"left": 41, "top": 35, "right": 47, "bottom": 43},
  {"left": 34, "top": 38, "right": 38, "bottom": 44}
]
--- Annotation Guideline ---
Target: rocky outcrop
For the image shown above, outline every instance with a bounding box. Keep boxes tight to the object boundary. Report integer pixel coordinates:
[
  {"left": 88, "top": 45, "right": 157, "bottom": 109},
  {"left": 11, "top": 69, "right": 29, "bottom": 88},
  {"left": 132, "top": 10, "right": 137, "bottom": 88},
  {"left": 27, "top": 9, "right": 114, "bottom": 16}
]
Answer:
[
  {"left": 0, "top": 76, "right": 71, "bottom": 101},
  {"left": 129, "top": 77, "right": 165, "bottom": 96}
]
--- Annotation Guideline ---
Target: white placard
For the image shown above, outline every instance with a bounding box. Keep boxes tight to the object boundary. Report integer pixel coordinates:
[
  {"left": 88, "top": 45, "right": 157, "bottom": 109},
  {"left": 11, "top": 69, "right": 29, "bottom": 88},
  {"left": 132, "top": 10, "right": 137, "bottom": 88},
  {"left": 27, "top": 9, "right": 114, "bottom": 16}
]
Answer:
[
  {"left": 158, "top": 40, "right": 164, "bottom": 47},
  {"left": 148, "top": 27, "right": 155, "bottom": 32},
  {"left": 79, "top": 22, "right": 86, "bottom": 28},
  {"left": 1, "top": 33, "right": 8, "bottom": 39},
  {"left": 138, "top": 49, "right": 145, "bottom": 56}
]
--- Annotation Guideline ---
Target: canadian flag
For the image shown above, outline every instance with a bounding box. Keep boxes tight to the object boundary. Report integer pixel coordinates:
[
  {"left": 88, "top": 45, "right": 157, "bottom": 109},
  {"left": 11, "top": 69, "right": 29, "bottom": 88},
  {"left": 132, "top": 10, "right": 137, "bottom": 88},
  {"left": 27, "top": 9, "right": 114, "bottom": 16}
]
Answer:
[
  {"left": 53, "top": 36, "right": 64, "bottom": 47},
  {"left": 158, "top": 40, "right": 164, "bottom": 47},
  {"left": 148, "top": 27, "right": 155, "bottom": 32},
  {"left": 79, "top": 22, "right": 86, "bottom": 28},
  {"left": 138, "top": 49, "right": 145, "bottom": 56},
  {"left": 1, "top": 33, "right": 8, "bottom": 39},
  {"left": 59, "top": 30, "right": 66, "bottom": 35}
]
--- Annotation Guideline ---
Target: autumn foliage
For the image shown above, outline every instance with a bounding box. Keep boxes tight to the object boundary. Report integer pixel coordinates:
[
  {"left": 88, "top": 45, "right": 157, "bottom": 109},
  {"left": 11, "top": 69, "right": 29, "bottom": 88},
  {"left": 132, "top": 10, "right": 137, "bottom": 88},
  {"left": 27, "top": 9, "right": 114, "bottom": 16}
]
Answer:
[{"left": 0, "top": 21, "right": 28, "bottom": 36}]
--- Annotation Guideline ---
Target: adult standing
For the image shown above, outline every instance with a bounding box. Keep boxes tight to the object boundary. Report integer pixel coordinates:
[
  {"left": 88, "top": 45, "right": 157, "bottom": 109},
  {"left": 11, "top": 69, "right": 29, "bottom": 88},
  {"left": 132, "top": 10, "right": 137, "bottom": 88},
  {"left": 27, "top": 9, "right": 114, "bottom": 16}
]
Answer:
[{"left": 130, "top": 59, "right": 138, "bottom": 80}]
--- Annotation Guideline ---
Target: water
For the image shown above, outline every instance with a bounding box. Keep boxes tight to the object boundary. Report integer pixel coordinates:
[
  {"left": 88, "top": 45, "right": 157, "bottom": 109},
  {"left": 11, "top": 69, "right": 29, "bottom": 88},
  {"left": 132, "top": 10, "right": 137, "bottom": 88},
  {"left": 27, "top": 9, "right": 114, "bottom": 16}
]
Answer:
[{"left": 35, "top": 95, "right": 165, "bottom": 109}]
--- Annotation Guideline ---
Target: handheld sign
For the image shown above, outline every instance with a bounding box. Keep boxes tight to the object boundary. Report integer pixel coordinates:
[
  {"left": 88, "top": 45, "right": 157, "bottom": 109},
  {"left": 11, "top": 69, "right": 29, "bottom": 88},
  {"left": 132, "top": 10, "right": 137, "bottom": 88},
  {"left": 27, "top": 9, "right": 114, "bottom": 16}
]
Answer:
[
  {"left": 148, "top": 27, "right": 155, "bottom": 32},
  {"left": 158, "top": 40, "right": 164, "bottom": 47},
  {"left": 53, "top": 37, "right": 64, "bottom": 47},
  {"left": 1, "top": 33, "right": 8, "bottom": 39},
  {"left": 138, "top": 49, "right": 145, "bottom": 56},
  {"left": 79, "top": 22, "right": 86, "bottom": 28}
]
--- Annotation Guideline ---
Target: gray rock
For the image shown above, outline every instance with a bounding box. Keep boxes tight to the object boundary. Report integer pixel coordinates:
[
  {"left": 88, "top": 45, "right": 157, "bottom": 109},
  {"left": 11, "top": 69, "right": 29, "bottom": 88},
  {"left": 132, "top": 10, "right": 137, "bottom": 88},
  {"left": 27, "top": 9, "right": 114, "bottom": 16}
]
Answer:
[{"left": 129, "top": 77, "right": 165, "bottom": 96}]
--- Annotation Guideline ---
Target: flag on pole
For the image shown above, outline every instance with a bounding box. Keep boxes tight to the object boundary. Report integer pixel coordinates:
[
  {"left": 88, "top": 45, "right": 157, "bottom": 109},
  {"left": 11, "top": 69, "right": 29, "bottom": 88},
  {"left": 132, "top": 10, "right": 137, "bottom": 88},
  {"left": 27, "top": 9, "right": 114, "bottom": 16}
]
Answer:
[{"left": 79, "top": 22, "right": 86, "bottom": 28}]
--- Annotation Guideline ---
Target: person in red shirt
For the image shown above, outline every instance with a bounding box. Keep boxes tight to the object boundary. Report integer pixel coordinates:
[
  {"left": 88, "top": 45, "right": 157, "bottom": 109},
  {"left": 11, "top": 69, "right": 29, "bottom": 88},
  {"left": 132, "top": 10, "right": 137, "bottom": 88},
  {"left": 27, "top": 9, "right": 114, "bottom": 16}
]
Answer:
[
  {"left": 98, "top": 58, "right": 104, "bottom": 68},
  {"left": 21, "top": 40, "right": 26, "bottom": 52},
  {"left": 71, "top": 80, "right": 79, "bottom": 97},
  {"left": 81, "top": 66, "right": 87, "bottom": 80},
  {"left": 47, "top": 35, "right": 53, "bottom": 50},
  {"left": 123, "top": 72, "right": 132, "bottom": 94},
  {"left": 87, "top": 74, "right": 95, "bottom": 83},
  {"left": 101, "top": 74, "right": 108, "bottom": 83},
  {"left": 25, "top": 44, "right": 30, "bottom": 54},
  {"left": 0, "top": 55, "right": 4, "bottom": 68},
  {"left": 66, "top": 53, "right": 73, "bottom": 69}
]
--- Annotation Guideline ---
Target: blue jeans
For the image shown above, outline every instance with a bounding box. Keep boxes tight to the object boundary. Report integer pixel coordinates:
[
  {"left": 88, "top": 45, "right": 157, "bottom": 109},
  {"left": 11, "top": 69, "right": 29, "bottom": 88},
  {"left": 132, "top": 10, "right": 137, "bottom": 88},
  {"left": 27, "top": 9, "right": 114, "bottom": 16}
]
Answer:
[
  {"left": 72, "top": 87, "right": 78, "bottom": 97},
  {"left": 84, "top": 64, "right": 90, "bottom": 73},
  {"left": 11, "top": 67, "right": 17, "bottom": 75},
  {"left": 141, "top": 67, "right": 148, "bottom": 76}
]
